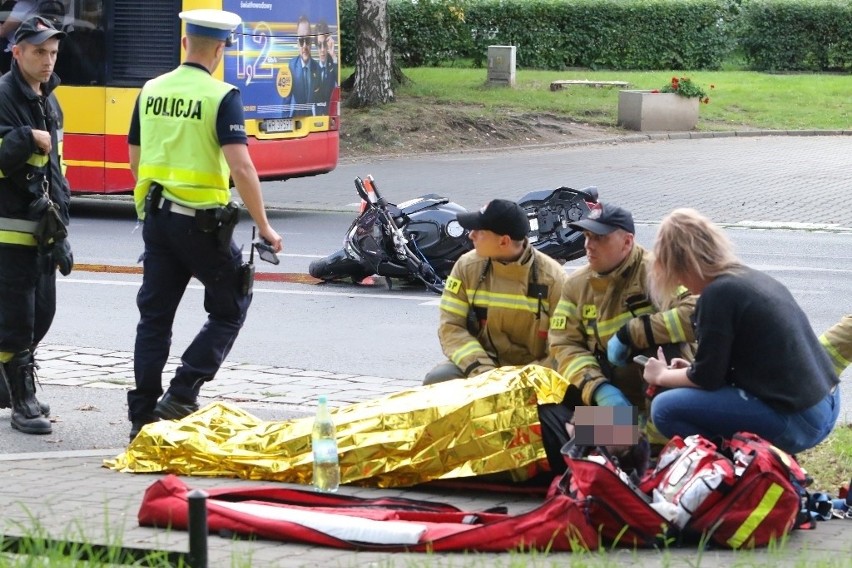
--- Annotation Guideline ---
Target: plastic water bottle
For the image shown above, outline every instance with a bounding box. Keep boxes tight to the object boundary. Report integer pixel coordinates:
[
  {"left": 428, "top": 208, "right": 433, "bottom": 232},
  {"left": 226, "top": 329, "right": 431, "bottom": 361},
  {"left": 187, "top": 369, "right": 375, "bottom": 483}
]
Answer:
[{"left": 312, "top": 395, "right": 340, "bottom": 492}]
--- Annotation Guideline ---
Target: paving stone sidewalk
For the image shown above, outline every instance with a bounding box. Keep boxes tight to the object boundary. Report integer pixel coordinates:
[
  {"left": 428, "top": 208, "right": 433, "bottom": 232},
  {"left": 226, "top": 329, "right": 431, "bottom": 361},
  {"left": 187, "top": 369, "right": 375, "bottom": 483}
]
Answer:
[
  {"left": 0, "top": 345, "right": 849, "bottom": 567},
  {"left": 34, "top": 343, "right": 421, "bottom": 410}
]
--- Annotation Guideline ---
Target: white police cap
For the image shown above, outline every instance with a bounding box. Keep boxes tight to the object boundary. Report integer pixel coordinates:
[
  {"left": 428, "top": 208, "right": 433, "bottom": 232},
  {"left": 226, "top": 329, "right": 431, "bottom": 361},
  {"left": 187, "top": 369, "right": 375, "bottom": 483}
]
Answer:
[{"left": 179, "top": 9, "right": 241, "bottom": 42}]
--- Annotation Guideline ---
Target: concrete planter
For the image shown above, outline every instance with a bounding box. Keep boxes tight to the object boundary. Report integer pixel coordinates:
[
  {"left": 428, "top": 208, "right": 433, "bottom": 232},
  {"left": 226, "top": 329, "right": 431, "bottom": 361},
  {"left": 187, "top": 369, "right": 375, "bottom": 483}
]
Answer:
[{"left": 617, "top": 90, "right": 700, "bottom": 132}]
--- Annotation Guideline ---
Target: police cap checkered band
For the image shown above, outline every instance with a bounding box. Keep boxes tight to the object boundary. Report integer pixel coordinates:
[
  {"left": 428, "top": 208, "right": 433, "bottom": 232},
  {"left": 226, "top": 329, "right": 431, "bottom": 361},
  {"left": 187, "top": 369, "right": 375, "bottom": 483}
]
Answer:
[{"left": 180, "top": 9, "right": 241, "bottom": 42}]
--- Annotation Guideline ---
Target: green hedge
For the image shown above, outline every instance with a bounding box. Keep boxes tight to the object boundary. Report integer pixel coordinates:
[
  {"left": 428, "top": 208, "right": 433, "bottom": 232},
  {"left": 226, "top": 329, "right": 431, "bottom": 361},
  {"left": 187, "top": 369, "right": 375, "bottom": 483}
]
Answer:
[
  {"left": 339, "top": 0, "right": 852, "bottom": 72},
  {"left": 739, "top": 0, "right": 852, "bottom": 71},
  {"left": 466, "top": 0, "right": 731, "bottom": 70}
]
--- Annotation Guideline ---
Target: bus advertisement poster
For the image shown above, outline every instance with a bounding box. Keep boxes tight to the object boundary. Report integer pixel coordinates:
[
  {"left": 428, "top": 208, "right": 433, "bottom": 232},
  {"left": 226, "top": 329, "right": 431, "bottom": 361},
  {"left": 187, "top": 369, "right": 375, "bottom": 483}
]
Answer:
[{"left": 224, "top": 0, "right": 340, "bottom": 121}]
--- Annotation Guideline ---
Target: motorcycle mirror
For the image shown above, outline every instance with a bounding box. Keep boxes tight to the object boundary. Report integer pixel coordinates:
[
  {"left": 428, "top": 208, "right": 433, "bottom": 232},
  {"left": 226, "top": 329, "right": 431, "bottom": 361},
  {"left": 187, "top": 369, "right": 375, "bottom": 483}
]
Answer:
[
  {"left": 354, "top": 177, "right": 373, "bottom": 204},
  {"left": 364, "top": 175, "right": 379, "bottom": 204}
]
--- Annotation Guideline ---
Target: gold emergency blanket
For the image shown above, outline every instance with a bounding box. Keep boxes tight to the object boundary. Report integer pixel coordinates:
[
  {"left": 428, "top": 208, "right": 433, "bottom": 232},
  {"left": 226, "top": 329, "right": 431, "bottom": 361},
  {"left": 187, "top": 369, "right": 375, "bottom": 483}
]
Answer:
[{"left": 105, "top": 365, "right": 569, "bottom": 488}]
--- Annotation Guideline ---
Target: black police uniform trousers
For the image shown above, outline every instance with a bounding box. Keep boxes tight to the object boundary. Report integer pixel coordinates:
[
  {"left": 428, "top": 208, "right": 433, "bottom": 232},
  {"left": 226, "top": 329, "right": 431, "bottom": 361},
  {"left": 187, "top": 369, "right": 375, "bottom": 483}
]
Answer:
[
  {"left": 127, "top": 205, "right": 251, "bottom": 423},
  {"left": 0, "top": 246, "right": 57, "bottom": 354}
]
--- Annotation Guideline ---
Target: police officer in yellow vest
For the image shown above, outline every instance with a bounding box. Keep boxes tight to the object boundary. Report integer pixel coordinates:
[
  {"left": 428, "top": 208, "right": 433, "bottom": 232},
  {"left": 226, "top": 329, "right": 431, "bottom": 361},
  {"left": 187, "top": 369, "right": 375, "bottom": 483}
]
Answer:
[
  {"left": 126, "top": 9, "right": 282, "bottom": 441},
  {"left": 0, "top": 16, "right": 74, "bottom": 436}
]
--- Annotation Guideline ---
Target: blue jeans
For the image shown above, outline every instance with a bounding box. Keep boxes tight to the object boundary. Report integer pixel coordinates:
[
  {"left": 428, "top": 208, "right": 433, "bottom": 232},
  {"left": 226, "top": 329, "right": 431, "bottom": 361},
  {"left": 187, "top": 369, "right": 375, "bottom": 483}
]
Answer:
[{"left": 650, "top": 384, "right": 840, "bottom": 455}]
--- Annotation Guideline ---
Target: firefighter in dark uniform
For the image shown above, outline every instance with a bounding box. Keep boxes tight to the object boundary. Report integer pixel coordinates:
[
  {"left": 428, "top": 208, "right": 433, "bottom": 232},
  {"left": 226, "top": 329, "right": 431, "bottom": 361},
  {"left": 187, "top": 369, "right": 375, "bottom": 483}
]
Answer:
[
  {"left": 126, "top": 9, "right": 282, "bottom": 440},
  {"left": 0, "top": 16, "right": 73, "bottom": 435}
]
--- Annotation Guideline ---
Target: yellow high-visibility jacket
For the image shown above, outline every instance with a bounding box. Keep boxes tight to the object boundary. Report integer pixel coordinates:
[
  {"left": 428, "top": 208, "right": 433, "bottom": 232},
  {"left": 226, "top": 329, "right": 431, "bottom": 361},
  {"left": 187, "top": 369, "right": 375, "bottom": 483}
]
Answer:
[
  {"left": 133, "top": 65, "right": 235, "bottom": 219},
  {"left": 819, "top": 314, "right": 852, "bottom": 376},
  {"left": 549, "top": 244, "right": 696, "bottom": 406},
  {"left": 437, "top": 241, "right": 566, "bottom": 376}
]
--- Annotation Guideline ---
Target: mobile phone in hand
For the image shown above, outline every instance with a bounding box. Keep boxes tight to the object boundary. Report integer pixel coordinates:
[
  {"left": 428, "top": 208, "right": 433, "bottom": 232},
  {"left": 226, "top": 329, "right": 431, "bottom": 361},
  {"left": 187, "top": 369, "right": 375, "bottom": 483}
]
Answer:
[{"left": 633, "top": 355, "right": 650, "bottom": 367}]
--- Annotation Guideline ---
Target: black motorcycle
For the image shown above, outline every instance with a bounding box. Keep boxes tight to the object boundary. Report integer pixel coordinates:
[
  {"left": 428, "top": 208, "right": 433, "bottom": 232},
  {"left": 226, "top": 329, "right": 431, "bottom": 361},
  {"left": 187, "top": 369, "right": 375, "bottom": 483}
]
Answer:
[{"left": 308, "top": 175, "right": 598, "bottom": 293}]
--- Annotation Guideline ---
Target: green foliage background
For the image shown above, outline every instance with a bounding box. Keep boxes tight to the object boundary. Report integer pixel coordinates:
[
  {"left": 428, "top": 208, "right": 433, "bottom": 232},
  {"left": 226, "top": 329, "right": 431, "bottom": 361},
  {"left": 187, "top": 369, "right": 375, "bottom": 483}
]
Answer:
[{"left": 339, "top": 0, "right": 852, "bottom": 72}]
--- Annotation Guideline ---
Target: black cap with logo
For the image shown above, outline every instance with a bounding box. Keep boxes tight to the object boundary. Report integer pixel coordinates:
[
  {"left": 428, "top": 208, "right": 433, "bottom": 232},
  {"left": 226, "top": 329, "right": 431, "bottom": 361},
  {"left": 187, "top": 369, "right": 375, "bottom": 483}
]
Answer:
[
  {"left": 569, "top": 202, "right": 635, "bottom": 235},
  {"left": 14, "top": 16, "right": 66, "bottom": 46},
  {"left": 457, "top": 199, "right": 530, "bottom": 241}
]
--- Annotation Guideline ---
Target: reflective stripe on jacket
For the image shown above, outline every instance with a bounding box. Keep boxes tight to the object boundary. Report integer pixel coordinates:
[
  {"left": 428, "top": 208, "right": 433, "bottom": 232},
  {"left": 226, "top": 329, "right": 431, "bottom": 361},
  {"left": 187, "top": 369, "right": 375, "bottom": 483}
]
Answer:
[
  {"left": 0, "top": 59, "right": 71, "bottom": 240},
  {"left": 437, "top": 241, "right": 566, "bottom": 375},
  {"left": 819, "top": 314, "right": 852, "bottom": 376},
  {"left": 549, "top": 244, "right": 697, "bottom": 406},
  {"left": 133, "top": 65, "right": 235, "bottom": 218},
  {"left": 0, "top": 138, "right": 48, "bottom": 177},
  {"left": 0, "top": 217, "right": 38, "bottom": 246}
]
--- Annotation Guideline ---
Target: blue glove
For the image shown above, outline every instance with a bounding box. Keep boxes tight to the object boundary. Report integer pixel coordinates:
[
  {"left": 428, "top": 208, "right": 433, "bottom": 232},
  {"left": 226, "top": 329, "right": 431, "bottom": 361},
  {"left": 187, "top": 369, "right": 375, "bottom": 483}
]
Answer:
[
  {"left": 593, "top": 383, "right": 631, "bottom": 407},
  {"left": 607, "top": 334, "right": 630, "bottom": 367}
]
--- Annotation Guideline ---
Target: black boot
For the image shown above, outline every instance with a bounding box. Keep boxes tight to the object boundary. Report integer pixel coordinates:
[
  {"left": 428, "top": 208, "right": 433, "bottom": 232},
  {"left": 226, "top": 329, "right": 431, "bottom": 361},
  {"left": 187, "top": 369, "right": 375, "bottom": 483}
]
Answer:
[
  {"left": 1, "top": 351, "right": 51, "bottom": 435},
  {"left": 0, "top": 365, "right": 50, "bottom": 416}
]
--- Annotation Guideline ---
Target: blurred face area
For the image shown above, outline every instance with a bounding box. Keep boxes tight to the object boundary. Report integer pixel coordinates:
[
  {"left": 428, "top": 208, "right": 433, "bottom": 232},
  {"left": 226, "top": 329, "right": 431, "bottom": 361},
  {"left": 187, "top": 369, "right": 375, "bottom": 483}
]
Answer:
[
  {"left": 583, "top": 229, "right": 633, "bottom": 274},
  {"left": 297, "top": 21, "right": 312, "bottom": 63},
  {"left": 317, "top": 33, "right": 329, "bottom": 64},
  {"left": 13, "top": 38, "right": 60, "bottom": 90}
]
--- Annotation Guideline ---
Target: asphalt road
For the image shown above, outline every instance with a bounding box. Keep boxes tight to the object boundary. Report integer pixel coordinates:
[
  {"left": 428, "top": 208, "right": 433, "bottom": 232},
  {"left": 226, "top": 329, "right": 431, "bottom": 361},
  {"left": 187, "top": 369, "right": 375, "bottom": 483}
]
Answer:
[{"left": 2, "top": 134, "right": 850, "bottom": 453}]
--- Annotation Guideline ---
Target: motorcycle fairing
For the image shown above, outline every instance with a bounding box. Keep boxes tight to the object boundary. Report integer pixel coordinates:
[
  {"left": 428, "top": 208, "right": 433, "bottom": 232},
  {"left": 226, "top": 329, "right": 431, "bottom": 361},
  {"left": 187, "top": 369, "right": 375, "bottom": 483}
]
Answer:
[
  {"left": 518, "top": 186, "right": 596, "bottom": 262},
  {"left": 396, "top": 194, "right": 450, "bottom": 214}
]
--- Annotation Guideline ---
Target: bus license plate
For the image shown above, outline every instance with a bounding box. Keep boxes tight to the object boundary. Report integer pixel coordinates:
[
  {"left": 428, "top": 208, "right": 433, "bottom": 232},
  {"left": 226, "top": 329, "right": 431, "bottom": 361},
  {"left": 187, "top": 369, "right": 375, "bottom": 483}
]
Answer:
[{"left": 262, "top": 119, "right": 293, "bottom": 133}]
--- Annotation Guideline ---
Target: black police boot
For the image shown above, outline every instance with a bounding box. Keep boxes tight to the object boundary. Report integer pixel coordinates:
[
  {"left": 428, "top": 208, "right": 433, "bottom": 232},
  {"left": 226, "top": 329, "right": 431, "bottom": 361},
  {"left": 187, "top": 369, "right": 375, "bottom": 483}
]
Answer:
[
  {"left": 1, "top": 352, "right": 51, "bottom": 434},
  {"left": 154, "top": 392, "right": 199, "bottom": 421},
  {"left": 0, "top": 365, "right": 50, "bottom": 416},
  {"left": 129, "top": 415, "right": 160, "bottom": 442}
]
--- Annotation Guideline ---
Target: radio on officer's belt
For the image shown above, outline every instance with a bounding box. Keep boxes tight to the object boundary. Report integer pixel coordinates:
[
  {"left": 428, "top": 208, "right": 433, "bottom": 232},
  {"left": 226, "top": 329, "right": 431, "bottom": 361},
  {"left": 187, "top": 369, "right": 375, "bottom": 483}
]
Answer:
[
  {"left": 240, "top": 262, "right": 255, "bottom": 296},
  {"left": 241, "top": 227, "right": 258, "bottom": 296}
]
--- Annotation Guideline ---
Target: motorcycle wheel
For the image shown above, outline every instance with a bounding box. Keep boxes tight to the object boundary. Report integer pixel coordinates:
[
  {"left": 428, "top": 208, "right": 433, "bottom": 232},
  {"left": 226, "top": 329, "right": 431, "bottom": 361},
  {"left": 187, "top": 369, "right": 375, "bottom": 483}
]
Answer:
[{"left": 309, "top": 251, "right": 372, "bottom": 283}]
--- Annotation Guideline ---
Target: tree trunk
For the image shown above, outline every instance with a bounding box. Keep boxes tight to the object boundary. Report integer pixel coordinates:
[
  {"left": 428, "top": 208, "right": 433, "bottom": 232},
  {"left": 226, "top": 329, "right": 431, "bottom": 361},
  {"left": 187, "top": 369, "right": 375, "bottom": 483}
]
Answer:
[{"left": 346, "top": 0, "right": 394, "bottom": 108}]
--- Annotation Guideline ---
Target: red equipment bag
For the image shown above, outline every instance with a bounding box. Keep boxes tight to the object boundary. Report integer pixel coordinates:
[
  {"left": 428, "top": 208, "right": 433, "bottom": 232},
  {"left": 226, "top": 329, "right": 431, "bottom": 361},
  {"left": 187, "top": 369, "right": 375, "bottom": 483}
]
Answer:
[
  {"left": 138, "top": 475, "right": 599, "bottom": 552},
  {"left": 638, "top": 434, "right": 736, "bottom": 530},
  {"left": 553, "top": 450, "right": 672, "bottom": 548},
  {"left": 556, "top": 432, "right": 810, "bottom": 550},
  {"left": 683, "top": 432, "right": 811, "bottom": 549}
]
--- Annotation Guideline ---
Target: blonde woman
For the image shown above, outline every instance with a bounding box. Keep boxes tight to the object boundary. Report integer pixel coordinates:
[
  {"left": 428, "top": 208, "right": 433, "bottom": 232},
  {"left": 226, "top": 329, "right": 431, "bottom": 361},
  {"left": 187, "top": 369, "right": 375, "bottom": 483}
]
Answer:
[{"left": 643, "top": 208, "right": 839, "bottom": 454}]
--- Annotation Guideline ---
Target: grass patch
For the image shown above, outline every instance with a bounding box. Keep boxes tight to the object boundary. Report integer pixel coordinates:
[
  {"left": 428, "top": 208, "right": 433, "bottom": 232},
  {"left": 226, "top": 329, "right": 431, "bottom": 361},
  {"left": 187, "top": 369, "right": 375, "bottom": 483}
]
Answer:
[
  {"left": 798, "top": 422, "right": 852, "bottom": 492},
  {"left": 344, "top": 66, "right": 852, "bottom": 131}
]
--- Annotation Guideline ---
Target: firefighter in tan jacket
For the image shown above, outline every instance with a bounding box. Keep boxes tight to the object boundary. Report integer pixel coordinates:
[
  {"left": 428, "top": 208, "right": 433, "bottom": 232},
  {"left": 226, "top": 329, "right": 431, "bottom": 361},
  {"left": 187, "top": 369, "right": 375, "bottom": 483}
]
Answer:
[
  {"left": 424, "top": 199, "right": 566, "bottom": 385},
  {"left": 549, "top": 203, "right": 696, "bottom": 430},
  {"left": 820, "top": 314, "right": 852, "bottom": 376}
]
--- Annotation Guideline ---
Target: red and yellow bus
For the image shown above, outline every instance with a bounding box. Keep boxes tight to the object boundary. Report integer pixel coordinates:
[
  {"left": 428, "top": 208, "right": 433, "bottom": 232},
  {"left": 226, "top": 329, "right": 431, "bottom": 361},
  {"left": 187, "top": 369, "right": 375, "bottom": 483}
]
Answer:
[{"left": 24, "top": 0, "right": 340, "bottom": 194}]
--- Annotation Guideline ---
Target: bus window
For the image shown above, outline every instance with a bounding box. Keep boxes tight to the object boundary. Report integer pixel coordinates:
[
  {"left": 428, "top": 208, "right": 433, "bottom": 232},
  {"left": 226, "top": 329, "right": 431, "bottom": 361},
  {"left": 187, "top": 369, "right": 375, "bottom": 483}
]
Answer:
[
  {"left": 55, "top": 0, "right": 105, "bottom": 85},
  {"left": 54, "top": 0, "right": 339, "bottom": 195}
]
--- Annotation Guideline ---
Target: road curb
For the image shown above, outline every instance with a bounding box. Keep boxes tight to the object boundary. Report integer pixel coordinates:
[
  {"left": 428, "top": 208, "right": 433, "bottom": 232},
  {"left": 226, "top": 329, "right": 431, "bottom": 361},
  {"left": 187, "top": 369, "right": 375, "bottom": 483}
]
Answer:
[{"left": 338, "top": 129, "right": 852, "bottom": 164}]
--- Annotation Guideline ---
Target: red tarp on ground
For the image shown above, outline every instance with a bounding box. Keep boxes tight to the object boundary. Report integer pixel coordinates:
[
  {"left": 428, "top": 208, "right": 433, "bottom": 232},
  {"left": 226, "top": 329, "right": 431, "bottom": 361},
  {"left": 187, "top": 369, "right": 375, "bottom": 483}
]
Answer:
[{"left": 139, "top": 475, "right": 598, "bottom": 552}]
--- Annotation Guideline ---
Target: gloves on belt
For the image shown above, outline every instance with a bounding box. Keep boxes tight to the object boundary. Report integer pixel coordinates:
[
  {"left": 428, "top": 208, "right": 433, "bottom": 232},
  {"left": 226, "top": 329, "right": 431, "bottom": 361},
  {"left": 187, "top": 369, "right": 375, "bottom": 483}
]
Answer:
[{"left": 54, "top": 238, "right": 73, "bottom": 276}]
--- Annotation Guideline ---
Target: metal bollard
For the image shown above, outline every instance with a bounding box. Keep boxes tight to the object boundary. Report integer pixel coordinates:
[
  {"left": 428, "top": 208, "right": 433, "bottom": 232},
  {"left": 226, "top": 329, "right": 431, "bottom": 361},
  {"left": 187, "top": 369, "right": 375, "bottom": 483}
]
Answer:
[{"left": 187, "top": 489, "right": 209, "bottom": 568}]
